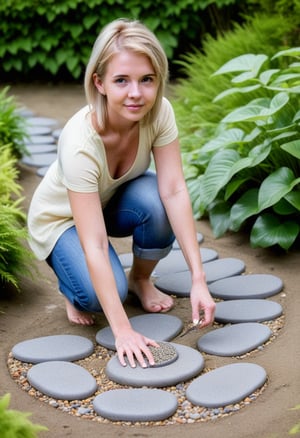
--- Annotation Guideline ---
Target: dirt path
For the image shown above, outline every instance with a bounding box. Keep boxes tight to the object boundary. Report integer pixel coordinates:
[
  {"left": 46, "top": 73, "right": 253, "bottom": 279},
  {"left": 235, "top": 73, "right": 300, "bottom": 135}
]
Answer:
[{"left": 1, "top": 83, "right": 299, "bottom": 438}]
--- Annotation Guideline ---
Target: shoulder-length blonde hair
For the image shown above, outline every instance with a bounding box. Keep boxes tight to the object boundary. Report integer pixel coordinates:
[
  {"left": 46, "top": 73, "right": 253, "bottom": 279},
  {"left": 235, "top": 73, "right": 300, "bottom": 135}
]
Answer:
[{"left": 84, "top": 18, "right": 169, "bottom": 130}]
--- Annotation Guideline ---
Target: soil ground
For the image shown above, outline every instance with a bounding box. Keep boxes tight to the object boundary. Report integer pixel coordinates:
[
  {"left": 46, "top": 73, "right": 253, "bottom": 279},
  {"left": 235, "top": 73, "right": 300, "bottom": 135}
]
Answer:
[{"left": 1, "top": 83, "right": 299, "bottom": 438}]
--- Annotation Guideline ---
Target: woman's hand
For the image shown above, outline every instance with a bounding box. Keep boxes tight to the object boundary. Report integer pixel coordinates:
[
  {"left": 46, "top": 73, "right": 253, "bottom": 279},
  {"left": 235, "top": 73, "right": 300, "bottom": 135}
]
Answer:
[
  {"left": 115, "top": 328, "right": 159, "bottom": 368},
  {"left": 190, "top": 282, "right": 216, "bottom": 328}
]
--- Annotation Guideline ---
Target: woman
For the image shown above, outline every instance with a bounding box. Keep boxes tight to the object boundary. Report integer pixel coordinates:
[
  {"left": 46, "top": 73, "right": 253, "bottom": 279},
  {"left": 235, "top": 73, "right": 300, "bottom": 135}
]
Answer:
[{"left": 27, "top": 18, "right": 215, "bottom": 368}]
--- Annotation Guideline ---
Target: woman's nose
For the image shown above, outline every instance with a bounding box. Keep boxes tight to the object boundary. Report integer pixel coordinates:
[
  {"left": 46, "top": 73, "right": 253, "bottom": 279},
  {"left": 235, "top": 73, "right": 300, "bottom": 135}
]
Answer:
[{"left": 128, "top": 82, "right": 141, "bottom": 98}]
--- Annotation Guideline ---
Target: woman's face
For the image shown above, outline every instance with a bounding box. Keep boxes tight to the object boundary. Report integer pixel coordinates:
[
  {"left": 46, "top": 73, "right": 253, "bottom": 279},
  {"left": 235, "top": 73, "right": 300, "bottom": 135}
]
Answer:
[{"left": 94, "top": 50, "right": 159, "bottom": 126}]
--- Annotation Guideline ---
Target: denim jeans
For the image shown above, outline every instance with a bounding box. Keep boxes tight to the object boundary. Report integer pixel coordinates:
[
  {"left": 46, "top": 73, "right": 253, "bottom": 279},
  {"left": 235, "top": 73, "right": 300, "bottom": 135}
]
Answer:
[{"left": 46, "top": 171, "right": 175, "bottom": 312}]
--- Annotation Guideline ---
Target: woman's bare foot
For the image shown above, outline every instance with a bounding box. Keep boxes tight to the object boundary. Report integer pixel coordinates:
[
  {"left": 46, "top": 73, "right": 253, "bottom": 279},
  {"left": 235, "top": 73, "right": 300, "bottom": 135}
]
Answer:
[
  {"left": 64, "top": 298, "right": 95, "bottom": 325},
  {"left": 128, "top": 276, "right": 174, "bottom": 313}
]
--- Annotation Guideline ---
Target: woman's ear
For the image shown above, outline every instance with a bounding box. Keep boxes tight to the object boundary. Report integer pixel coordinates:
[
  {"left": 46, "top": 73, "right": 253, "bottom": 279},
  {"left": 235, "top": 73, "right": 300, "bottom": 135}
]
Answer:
[{"left": 93, "top": 73, "right": 106, "bottom": 95}]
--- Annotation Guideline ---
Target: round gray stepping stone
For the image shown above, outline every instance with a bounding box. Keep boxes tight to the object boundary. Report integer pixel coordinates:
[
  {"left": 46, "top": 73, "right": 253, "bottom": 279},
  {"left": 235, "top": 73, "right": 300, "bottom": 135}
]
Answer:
[
  {"left": 119, "top": 248, "right": 218, "bottom": 273},
  {"left": 215, "top": 299, "right": 283, "bottom": 323},
  {"left": 96, "top": 314, "right": 183, "bottom": 350},
  {"left": 26, "top": 125, "right": 52, "bottom": 135},
  {"left": 26, "top": 144, "right": 57, "bottom": 154},
  {"left": 36, "top": 166, "right": 50, "bottom": 177},
  {"left": 173, "top": 232, "right": 204, "bottom": 249},
  {"left": 24, "top": 135, "right": 55, "bottom": 144},
  {"left": 27, "top": 361, "right": 97, "bottom": 400},
  {"left": 186, "top": 363, "right": 267, "bottom": 408},
  {"left": 16, "top": 107, "right": 35, "bottom": 117},
  {"left": 52, "top": 128, "right": 62, "bottom": 139},
  {"left": 12, "top": 334, "right": 94, "bottom": 363},
  {"left": 106, "top": 343, "right": 204, "bottom": 387},
  {"left": 154, "top": 248, "right": 218, "bottom": 276},
  {"left": 197, "top": 322, "right": 272, "bottom": 356},
  {"left": 26, "top": 116, "right": 58, "bottom": 127},
  {"left": 93, "top": 388, "right": 178, "bottom": 422},
  {"left": 155, "top": 258, "right": 245, "bottom": 296},
  {"left": 209, "top": 274, "right": 283, "bottom": 300},
  {"left": 21, "top": 152, "right": 57, "bottom": 167}
]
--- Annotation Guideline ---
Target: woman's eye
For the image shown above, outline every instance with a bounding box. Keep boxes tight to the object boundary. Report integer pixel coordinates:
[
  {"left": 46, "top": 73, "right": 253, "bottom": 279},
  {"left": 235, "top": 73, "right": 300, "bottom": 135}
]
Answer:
[
  {"left": 142, "top": 76, "right": 154, "bottom": 83},
  {"left": 115, "top": 78, "right": 127, "bottom": 84}
]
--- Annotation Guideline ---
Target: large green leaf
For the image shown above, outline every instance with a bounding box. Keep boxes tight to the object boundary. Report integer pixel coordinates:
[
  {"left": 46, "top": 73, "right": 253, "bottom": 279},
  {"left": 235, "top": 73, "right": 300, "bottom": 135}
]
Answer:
[
  {"left": 200, "top": 128, "right": 245, "bottom": 153},
  {"left": 199, "top": 149, "right": 240, "bottom": 207},
  {"left": 284, "top": 190, "right": 300, "bottom": 211},
  {"left": 213, "top": 85, "right": 260, "bottom": 102},
  {"left": 250, "top": 213, "right": 299, "bottom": 250},
  {"left": 230, "top": 188, "right": 259, "bottom": 231},
  {"left": 272, "top": 47, "right": 300, "bottom": 60},
  {"left": 280, "top": 140, "right": 300, "bottom": 158},
  {"left": 258, "top": 167, "right": 300, "bottom": 211},
  {"left": 227, "top": 141, "right": 271, "bottom": 180},
  {"left": 212, "top": 54, "right": 268, "bottom": 77},
  {"left": 209, "top": 201, "right": 231, "bottom": 237}
]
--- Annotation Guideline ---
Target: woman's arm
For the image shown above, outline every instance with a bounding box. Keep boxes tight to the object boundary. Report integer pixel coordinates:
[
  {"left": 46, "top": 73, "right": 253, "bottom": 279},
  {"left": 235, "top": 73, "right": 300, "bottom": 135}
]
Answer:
[
  {"left": 67, "top": 189, "right": 157, "bottom": 367},
  {"left": 153, "top": 139, "right": 215, "bottom": 327}
]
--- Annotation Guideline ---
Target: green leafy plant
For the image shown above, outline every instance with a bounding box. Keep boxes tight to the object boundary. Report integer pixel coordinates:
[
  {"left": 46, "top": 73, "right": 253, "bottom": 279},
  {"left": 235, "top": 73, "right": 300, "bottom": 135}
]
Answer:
[
  {"left": 0, "top": 0, "right": 241, "bottom": 81},
  {"left": 0, "top": 146, "right": 33, "bottom": 289},
  {"left": 0, "top": 87, "right": 28, "bottom": 158},
  {"left": 185, "top": 48, "right": 300, "bottom": 250},
  {"left": 0, "top": 393, "right": 47, "bottom": 437}
]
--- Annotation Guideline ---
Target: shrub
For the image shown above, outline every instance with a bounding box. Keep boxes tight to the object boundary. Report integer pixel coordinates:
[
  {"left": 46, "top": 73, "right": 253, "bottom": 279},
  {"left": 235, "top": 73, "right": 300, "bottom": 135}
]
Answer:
[
  {"left": 0, "top": 146, "right": 33, "bottom": 289},
  {"left": 184, "top": 48, "right": 300, "bottom": 250},
  {"left": 0, "top": 87, "right": 28, "bottom": 158},
  {"left": 0, "top": 393, "right": 47, "bottom": 437}
]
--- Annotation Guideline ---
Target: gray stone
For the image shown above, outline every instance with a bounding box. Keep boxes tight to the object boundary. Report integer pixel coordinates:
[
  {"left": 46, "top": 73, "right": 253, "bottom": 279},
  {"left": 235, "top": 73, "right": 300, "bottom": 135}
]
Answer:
[
  {"left": 26, "top": 116, "right": 59, "bottom": 127},
  {"left": 12, "top": 334, "right": 94, "bottom": 363},
  {"left": 21, "top": 152, "right": 57, "bottom": 167},
  {"left": 154, "top": 258, "right": 246, "bottom": 296},
  {"left": 118, "top": 247, "right": 217, "bottom": 272},
  {"left": 26, "top": 144, "right": 57, "bottom": 154},
  {"left": 36, "top": 166, "right": 49, "bottom": 177},
  {"left": 106, "top": 343, "right": 205, "bottom": 387},
  {"left": 215, "top": 299, "right": 283, "bottom": 323},
  {"left": 93, "top": 388, "right": 178, "bottom": 422},
  {"left": 27, "top": 361, "right": 97, "bottom": 400},
  {"left": 154, "top": 248, "right": 218, "bottom": 276},
  {"left": 186, "top": 363, "right": 267, "bottom": 408},
  {"left": 96, "top": 313, "right": 183, "bottom": 350},
  {"left": 197, "top": 322, "right": 272, "bottom": 356},
  {"left": 26, "top": 126, "right": 52, "bottom": 136},
  {"left": 24, "top": 135, "right": 55, "bottom": 144},
  {"left": 209, "top": 274, "right": 283, "bottom": 300}
]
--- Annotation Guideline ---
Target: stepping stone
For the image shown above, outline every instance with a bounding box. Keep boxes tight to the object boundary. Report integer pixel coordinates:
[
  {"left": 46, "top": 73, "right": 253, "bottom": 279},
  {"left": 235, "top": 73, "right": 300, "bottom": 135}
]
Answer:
[
  {"left": 197, "top": 322, "right": 272, "bottom": 356},
  {"left": 36, "top": 166, "right": 49, "bottom": 177},
  {"left": 119, "top": 248, "right": 218, "bottom": 273},
  {"left": 186, "top": 362, "right": 267, "bottom": 408},
  {"left": 93, "top": 388, "right": 178, "bottom": 422},
  {"left": 96, "top": 314, "right": 183, "bottom": 350},
  {"left": 26, "top": 116, "right": 58, "bottom": 127},
  {"left": 155, "top": 258, "right": 246, "bottom": 296},
  {"left": 173, "top": 232, "right": 204, "bottom": 249},
  {"left": 26, "top": 125, "right": 52, "bottom": 136},
  {"left": 52, "top": 128, "right": 62, "bottom": 139},
  {"left": 16, "top": 107, "right": 35, "bottom": 117},
  {"left": 27, "top": 361, "right": 97, "bottom": 400},
  {"left": 154, "top": 248, "right": 218, "bottom": 276},
  {"left": 215, "top": 299, "right": 283, "bottom": 323},
  {"left": 21, "top": 152, "right": 57, "bottom": 167},
  {"left": 209, "top": 274, "right": 283, "bottom": 300},
  {"left": 24, "top": 135, "right": 55, "bottom": 144},
  {"left": 26, "top": 144, "right": 57, "bottom": 155},
  {"left": 106, "top": 343, "right": 205, "bottom": 387},
  {"left": 12, "top": 334, "right": 94, "bottom": 363}
]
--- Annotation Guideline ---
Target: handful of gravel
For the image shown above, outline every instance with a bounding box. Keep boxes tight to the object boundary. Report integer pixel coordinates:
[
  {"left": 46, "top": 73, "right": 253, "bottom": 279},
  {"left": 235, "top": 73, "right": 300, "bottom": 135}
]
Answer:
[{"left": 147, "top": 342, "right": 178, "bottom": 368}]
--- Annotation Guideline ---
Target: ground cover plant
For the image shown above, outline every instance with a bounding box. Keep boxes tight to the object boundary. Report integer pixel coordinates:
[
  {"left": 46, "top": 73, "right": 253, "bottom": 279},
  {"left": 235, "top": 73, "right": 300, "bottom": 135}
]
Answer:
[
  {"left": 0, "top": 393, "right": 47, "bottom": 437},
  {"left": 181, "top": 48, "right": 300, "bottom": 250}
]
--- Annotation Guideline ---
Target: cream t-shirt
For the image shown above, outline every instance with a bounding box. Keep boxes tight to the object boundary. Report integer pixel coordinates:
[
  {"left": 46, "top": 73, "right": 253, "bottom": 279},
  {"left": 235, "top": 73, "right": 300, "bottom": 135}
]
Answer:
[{"left": 27, "top": 97, "right": 178, "bottom": 260}]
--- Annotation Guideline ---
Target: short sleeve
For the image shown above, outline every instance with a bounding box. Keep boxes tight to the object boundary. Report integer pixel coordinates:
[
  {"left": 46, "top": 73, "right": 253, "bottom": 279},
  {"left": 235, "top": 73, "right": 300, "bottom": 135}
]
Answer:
[{"left": 152, "top": 98, "right": 178, "bottom": 147}]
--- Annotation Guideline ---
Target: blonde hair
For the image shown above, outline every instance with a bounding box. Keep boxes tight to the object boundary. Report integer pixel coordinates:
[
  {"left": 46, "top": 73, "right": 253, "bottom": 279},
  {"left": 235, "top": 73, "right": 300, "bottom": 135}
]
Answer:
[{"left": 84, "top": 18, "right": 169, "bottom": 129}]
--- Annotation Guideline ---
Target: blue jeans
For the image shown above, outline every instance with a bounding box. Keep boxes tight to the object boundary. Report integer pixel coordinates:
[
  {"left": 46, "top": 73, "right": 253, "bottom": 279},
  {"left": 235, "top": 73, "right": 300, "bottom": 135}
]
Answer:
[{"left": 46, "top": 172, "right": 175, "bottom": 312}]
